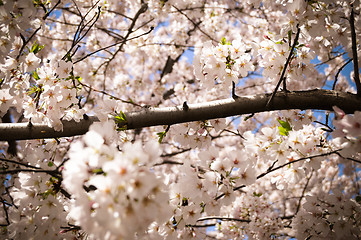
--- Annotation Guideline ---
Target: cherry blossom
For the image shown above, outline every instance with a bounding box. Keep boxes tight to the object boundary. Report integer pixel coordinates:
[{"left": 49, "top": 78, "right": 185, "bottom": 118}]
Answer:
[{"left": 0, "top": 0, "right": 361, "bottom": 239}]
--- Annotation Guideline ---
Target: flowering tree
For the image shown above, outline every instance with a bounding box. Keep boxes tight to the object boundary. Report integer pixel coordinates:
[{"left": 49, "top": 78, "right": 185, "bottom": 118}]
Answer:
[{"left": 1, "top": 0, "right": 361, "bottom": 239}]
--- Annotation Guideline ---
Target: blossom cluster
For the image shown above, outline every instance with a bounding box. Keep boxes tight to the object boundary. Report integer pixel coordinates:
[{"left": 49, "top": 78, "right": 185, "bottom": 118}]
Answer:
[
  {"left": 1, "top": 53, "right": 84, "bottom": 130},
  {"left": 257, "top": 34, "right": 316, "bottom": 87},
  {"left": 1, "top": 58, "right": 84, "bottom": 131},
  {"left": 171, "top": 118, "right": 227, "bottom": 149},
  {"left": 1, "top": 0, "right": 360, "bottom": 239},
  {"left": 0, "top": 0, "right": 38, "bottom": 64},
  {"left": 241, "top": 110, "right": 330, "bottom": 191},
  {"left": 217, "top": 192, "right": 283, "bottom": 239},
  {"left": 5, "top": 138, "right": 73, "bottom": 239},
  {"left": 332, "top": 106, "right": 361, "bottom": 158},
  {"left": 292, "top": 189, "right": 361, "bottom": 239},
  {"left": 193, "top": 39, "right": 254, "bottom": 91},
  {"left": 62, "top": 121, "right": 172, "bottom": 239},
  {"left": 7, "top": 172, "right": 72, "bottom": 239}
]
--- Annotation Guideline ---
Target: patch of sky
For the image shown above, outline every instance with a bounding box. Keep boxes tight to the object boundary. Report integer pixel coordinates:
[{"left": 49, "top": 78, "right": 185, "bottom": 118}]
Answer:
[
  {"left": 314, "top": 46, "right": 357, "bottom": 90},
  {"left": 49, "top": 8, "right": 62, "bottom": 18},
  {"left": 180, "top": 47, "right": 194, "bottom": 63},
  {"left": 153, "top": 19, "right": 170, "bottom": 32}
]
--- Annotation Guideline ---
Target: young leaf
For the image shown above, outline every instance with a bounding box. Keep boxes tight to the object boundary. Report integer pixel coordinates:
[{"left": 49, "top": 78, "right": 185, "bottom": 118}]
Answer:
[
  {"left": 114, "top": 111, "right": 127, "bottom": 130},
  {"left": 253, "top": 192, "right": 262, "bottom": 197},
  {"left": 287, "top": 30, "right": 292, "bottom": 44},
  {"left": 220, "top": 37, "right": 227, "bottom": 45},
  {"left": 30, "top": 40, "right": 45, "bottom": 54},
  {"left": 32, "top": 70, "right": 40, "bottom": 80},
  {"left": 278, "top": 126, "right": 288, "bottom": 136},
  {"left": 278, "top": 119, "right": 292, "bottom": 131},
  {"left": 277, "top": 119, "right": 292, "bottom": 136},
  {"left": 157, "top": 125, "right": 170, "bottom": 143},
  {"left": 157, "top": 131, "right": 166, "bottom": 144}
]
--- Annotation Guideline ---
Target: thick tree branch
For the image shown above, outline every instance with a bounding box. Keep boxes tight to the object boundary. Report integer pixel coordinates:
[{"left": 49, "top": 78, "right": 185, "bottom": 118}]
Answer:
[
  {"left": 0, "top": 89, "right": 361, "bottom": 141},
  {"left": 0, "top": 117, "right": 97, "bottom": 141}
]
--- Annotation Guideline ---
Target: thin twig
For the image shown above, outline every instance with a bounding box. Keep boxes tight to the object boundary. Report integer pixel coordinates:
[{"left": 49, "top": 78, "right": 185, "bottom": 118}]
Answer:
[
  {"left": 0, "top": 197, "right": 10, "bottom": 225},
  {"left": 189, "top": 223, "right": 216, "bottom": 228},
  {"left": 77, "top": 81, "right": 143, "bottom": 107},
  {"left": 16, "top": 27, "right": 41, "bottom": 59},
  {"left": 62, "top": 3, "right": 101, "bottom": 60},
  {"left": 232, "top": 81, "right": 239, "bottom": 99},
  {"left": 349, "top": 4, "right": 361, "bottom": 96},
  {"left": 0, "top": 158, "right": 41, "bottom": 169},
  {"left": 266, "top": 24, "right": 300, "bottom": 107},
  {"left": 16, "top": 0, "right": 61, "bottom": 59},
  {"left": 96, "top": 3, "right": 149, "bottom": 82},
  {"left": 0, "top": 169, "right": 61, "bottom": 178},
  {"left": 196, "top": 216, "right": 251, "bottom": 223},
  {"left": 74, "top": 27, "right": 153, "bottom": 64},
  {"left": 313, "top": 120, "right": 333, "bottom": 132},
  {"left": 172, "top": 5, "right": 217, "bottom": 42},
  {"left": 335, "top": 151, "right": 361, "bottom": 164},
  {"left": 153, "top": 160, "right": 183, "bottom": 166},
  {"left": 295, "top": 171, "right": 313, "bottom": 215},
  {"left": 332, "top": 58, "right": 353, "bottom": 90},
  {"left": 43, "top": 0, "right": 61, "bottom": 20},
  {"left": 160, "top": 148, "right": 191, "bottom": 158},
  {"left": 256, "top": 149, "right": 341, "bottom": 180},
  {"left": 216, "top": 149, "right": 342, "bottom": 200}
]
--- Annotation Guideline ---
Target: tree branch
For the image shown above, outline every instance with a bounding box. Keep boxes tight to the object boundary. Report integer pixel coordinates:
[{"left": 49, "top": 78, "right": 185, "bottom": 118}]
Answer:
[
  {"left": 1, "top": 89, "right": 361, "bottom": 141},
  {"left": 267, "top": 25, "right": 300, "bottom": 106},
  {"left": 196, "top": 216, "right": 251, "bottom": 223},
  {"left": 349, "top": 4, "right": 361, "bottom": 96},
  {"left": 332, "top": 58, "right": 353, "bottom": 90}
]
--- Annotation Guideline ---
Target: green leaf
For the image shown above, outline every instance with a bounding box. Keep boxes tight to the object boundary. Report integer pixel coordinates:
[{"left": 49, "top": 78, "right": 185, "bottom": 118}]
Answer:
[
  {"left": 64, "top": 53, "right": 72, "bottom": 62},
  {"left": 127, "top": 98, "right": 135, "bottom": 104},
  {"left": 181, "top": 197, "right": 188, "bottom": 206},
  {"left": 32, "top": 70, "right": 40, "bottom": 80},
  {"left": 114, "top": 111, "right": 126, "bottom": 122},
  {"left": 278, "top": 119, "right": 292, "bottom": 131},
  {"left": 278, "top": 127, "right": 288, "bottom": 136},
  {"left": 253, "top": 192, "right": 262, "bottom": 197},
  {"left": 244, "top": 113, "right": 254, "bottom": 121},
  {"left": 157, "top": 131, "right": 166, "bottom": 144},
  {"left": 114, "top": 111, "right": 127, "bottom": 130},
  {"left": 30, "top": 40, "right": 45, "bottom": 54},
  {"left": 278, "top": 119, "right": 292, "bottom": 136},
  {"left": 157, "top": 125, "right": 170, "bottom": 143},
  {"left": 27, "top": 84, "right": 42, "bottom": 95},
  {"left": 287, "top": 30, "right": 292, "bottom": 44},
  {"left": 160, "top": 0, "right": 167, "bottom": 8},
  {"left": 116, "top": 126, "right": 127, "bottom": 131},
  {"left": 220, "top": 37, "right": 227, "bottom": 45},
  {"left": 47, "top": 161, "right": 53, "bottom": 167},
  {"left": 92, "top": 168, "right": 104, "bottom": 174}
]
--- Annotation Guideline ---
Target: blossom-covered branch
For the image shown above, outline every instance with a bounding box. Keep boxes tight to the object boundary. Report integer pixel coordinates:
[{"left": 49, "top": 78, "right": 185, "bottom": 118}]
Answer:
[
  {"left": 1, "top": 89, "right": 361, "bottom": 141},
  {"left": 1, "top": 1, "right": 361, "bottom": 239}
]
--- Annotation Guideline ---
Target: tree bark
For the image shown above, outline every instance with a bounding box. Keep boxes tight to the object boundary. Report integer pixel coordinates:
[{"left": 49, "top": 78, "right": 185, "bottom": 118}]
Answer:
[{"left": 1, "top": 89, "right": 360, "bottom": 141}]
